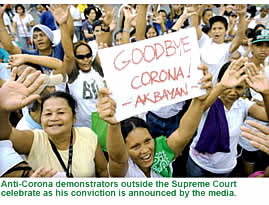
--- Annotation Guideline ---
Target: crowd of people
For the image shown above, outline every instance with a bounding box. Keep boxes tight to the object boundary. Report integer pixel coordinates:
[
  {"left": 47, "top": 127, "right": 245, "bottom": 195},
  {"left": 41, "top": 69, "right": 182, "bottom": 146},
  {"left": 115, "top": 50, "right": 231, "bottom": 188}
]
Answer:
[{"left": 0, "top": 4, "right": 269, "bottom": 178}]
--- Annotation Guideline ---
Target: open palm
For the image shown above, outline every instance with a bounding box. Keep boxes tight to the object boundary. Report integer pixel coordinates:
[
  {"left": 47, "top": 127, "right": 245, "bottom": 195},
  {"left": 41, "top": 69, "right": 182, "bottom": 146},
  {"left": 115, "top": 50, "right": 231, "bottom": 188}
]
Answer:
[
  {"left": 246, "top": 63, "right": 269, "bottom": 94},
  {"left": 0, "top": 68, "right": 43, "bottom": 112}
]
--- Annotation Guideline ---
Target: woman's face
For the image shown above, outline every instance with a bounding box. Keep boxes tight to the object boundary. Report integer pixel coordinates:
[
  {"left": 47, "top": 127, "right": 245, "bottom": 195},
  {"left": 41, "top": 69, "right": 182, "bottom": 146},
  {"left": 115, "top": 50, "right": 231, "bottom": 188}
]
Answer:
[
  {"left": 146, "top": 27, "right": 157, "bottom": 39},
  {"left": 16, "top": 6, "right": 24, "bottom": 15},
  {"left": 211, "top": 22, "right": 226, "bottom": 44},
  {"left": 41, "top": 97, "right": 74, "bottom": 138},
  {"left": 75, "top": 45, "right": 93, "bottom": 72},
  {"left": 88, "top": 9, "right": 97, "bottom": 21},
  {"left": 203, "top": 10, "right": 213, "bottom": 25},
  {"left": 125, "top": 128, "right": 155, "bottom": 173},
  {"left": 220, "top": 81, "right": 247, "bottom": 104}
]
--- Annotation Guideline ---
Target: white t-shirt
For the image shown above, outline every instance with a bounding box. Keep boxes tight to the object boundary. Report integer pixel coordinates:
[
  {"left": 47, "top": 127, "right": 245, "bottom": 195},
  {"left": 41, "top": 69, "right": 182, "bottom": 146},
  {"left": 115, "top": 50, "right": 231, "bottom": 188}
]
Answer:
[
  {"left": 254, "top": 14, "right": 269, "bottom": 28},
  {"left": 70, "top": 6, "right": 83, "bottom": 27},
  {"left": 189, "top": 98, "right": 255, "bottom": 174},
  {"left": 13, "top": 13, "right": 34, "bottom": 37},
  {"left": 68, "top": 69, "right": 104, "bottom": 128},
  {"left": 199, "top": 33, "right": 232, "bottom": 86}
]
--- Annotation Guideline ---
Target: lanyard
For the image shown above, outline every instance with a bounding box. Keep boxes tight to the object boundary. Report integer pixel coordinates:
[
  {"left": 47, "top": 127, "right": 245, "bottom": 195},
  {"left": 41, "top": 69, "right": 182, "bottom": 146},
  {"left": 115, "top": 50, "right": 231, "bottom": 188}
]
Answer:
[{"left": 49, "top": 130, "right": 74, "bottom": 177}]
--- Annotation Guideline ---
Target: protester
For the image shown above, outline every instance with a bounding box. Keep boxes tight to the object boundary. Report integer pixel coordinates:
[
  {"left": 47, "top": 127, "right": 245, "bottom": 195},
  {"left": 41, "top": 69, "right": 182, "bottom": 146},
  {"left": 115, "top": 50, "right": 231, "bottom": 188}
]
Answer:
[
  {"left": 187, "top": 58, "right": 269, "bottom": 177},
  {"left": 97, "top": 65, "right": 212, "bottom": 177},
  {"left": 0, "top": 67, "right": 108, "bottom": 177}
]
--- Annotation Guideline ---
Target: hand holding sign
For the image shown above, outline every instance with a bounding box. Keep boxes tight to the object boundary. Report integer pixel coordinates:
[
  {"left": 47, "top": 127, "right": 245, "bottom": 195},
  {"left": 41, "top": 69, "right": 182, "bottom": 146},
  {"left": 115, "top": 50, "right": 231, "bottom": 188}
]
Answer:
[{"left": 99, "top": 27, "right": 205, "bottom": 121}]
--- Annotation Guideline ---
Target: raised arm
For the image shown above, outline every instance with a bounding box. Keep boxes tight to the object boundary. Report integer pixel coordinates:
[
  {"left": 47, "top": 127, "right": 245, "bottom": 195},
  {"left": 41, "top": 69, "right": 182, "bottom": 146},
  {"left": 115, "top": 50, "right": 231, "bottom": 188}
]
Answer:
[
  {"left": 135, "top": 4, "right": 147, "bottom": 41},
  {"left": 229, "top": 4, "right": 247, "bottom": 54},
  {"left": 190, "top": 5, "right": 202, "bottom": 40},
  {"left": 172, "top": 7, "right": 196, "bottom": 31},
  {"left": 121, "top": 6, "right": 136, "bottom": 44},
  {"left": 246, "top": 63, "right": 269, "bottom": 121},
  {"left": 0, "top": 5, "right": 21, "bottom": 54},
  {"left": 166, "top": 65, "right": 212, "bottom": 158},
  {"left": 49, "top": 4, "right": 75, "bottom": 77},
  {"left": 202, "top": 57, "right": 248, "bottom": 111},
  {"left": 0, "top": 67, "right": 44, "bottom": 154},
  {"left": 96, "top": 88, "right": 128, "bottom": 177}
]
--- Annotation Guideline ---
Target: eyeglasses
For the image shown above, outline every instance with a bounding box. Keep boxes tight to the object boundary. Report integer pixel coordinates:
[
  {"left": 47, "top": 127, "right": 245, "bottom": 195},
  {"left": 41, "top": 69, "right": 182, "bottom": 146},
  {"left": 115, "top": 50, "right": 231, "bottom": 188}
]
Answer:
[{"left": 75, "top": 53, "right": 92, "bottom": 59}]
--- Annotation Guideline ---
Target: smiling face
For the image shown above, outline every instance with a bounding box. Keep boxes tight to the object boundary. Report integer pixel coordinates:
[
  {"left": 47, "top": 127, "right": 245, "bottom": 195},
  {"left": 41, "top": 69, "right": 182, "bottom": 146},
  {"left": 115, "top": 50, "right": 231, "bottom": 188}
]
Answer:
[
  {"left": 32, "top": 30, "right": 52, "bottom": 51},
  {"left": 41, "top": 97, "right": 74, "bottom": 138},
  {"left": 88, "top": 9, "right": 97, "bottom": 22},
  {"left": 125, "top": 128, "right": 155, "bottom": 174},
  {"left": 75, "top": 44, "right": 93, "bottom": 72},
  {"left": 211, "top": 22, "right": 226, "bottom": 44},
  {"left": 146, "top": 27, "right": 157, "bottom": 39},
  {"left": 220, "top": 81, "right": 247, "bottom": 105}
]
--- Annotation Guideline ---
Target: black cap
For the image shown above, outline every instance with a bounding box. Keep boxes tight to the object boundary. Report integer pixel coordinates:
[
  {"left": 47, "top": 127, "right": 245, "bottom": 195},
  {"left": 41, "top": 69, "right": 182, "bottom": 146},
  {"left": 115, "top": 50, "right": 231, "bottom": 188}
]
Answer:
[
  {"left": 209, "top": 16, "right": 228, "bottom": 30},
  {"left": 251, "top": 29, "right": 269, "bottom": 44}
]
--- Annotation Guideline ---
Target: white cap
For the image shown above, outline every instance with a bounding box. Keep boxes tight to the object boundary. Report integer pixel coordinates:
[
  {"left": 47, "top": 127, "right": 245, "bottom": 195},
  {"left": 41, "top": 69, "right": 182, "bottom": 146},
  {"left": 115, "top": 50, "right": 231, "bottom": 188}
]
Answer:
[{"left": 0, "top": 140, "right": 24, "bottom": 177}]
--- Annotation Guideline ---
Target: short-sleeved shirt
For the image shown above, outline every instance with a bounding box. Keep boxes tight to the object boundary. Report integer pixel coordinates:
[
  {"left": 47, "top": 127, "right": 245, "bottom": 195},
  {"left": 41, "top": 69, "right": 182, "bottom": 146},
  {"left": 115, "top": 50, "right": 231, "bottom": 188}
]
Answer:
[
  {"left": 27, "top": 127, "right": 98, "bottom": 177},
  {"left": 199, "top": 33, "right": 232, "bottom": 86},
  {"left": 189, "top": 98, "right": 255, "bottom": 174},
  {"left": 13, "top": 13, "right": 34, "bottom": 37},
  {"left": 82, "top": 20, "right": 95, "bottom": 42}
]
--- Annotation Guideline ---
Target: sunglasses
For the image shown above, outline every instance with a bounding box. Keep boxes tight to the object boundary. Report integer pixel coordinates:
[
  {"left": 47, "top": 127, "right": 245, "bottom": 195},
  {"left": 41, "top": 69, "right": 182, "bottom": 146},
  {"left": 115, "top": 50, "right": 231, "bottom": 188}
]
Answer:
[{"left": 75, "top": 53, "right": 92, "bottom": 59}]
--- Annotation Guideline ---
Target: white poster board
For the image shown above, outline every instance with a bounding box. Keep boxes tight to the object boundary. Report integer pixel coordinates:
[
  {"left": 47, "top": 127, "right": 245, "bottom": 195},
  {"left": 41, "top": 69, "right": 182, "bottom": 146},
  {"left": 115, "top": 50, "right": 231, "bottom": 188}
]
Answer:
[{"left": 98, "top": 27, "right": 205, "bottom": 121}]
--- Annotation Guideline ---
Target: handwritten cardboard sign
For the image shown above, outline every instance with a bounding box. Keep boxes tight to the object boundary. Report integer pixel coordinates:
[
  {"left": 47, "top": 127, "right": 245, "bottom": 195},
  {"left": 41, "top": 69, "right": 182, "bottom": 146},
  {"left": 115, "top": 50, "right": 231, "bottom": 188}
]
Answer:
[{"left": 98, "top": 27, "right": 205, "bottom": 121}]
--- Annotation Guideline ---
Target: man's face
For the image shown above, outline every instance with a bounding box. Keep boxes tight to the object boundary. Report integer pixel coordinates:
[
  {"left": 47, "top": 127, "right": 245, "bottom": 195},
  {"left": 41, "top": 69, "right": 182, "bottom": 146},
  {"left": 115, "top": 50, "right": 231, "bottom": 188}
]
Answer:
[
  {"left": 260, "top": 8, "right": 268, "bottom": 18},
  {"left": 251, "top": 41, "right": 269, "bottom": 61},
  {"left": 32, "top": 30, "right": 52, "bottom": 51}
]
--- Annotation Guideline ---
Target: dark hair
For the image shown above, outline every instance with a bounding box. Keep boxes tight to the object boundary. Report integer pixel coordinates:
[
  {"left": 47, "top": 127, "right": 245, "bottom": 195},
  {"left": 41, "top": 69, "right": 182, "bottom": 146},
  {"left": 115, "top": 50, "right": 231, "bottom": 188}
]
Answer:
[
  {"left": 114, "top": 29, "right": 123, "bottom": 42},
  {"left": 120, "top": 117, "right": 150, "bottom": 141},
  {"left": 40, "top": 91, "right": 77, "bottom": 116},
  {"left": 15, "top": 4, "right": 25, "bottom": 13},
  {"left": 73, "top": 40, "right": 93, "bottom": 57},
  {"left": 84, "top": 6, "right": 102, "bottom": 21},
  {"left": 209, "top": 16, "right": 228, "bottom": 31},
  {"left": 202, "top": 8, "right": 213, "bottom": 17},
  {"left": 202, "top": 24, "right": 211, "bottom": 34},
  {"left": 145, "top": 24, "right": 159, "bottom": 39},
  {"left": 253, "top": 24, "right": 266, "bottom": 33},
  {"left": 217, "top": 61, "right": 231, "bottom": 82},
  {"left": 217, "top": 61, "right": 246, "bottom": 82},
  {"left": 158, "top": 9, "right": 167, "bottom": 16}
]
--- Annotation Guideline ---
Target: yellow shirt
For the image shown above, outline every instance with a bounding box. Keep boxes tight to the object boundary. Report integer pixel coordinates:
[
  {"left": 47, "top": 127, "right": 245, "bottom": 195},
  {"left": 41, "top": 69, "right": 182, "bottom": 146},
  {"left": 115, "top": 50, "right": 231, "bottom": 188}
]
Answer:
[{"left": 27, "top": 127, "right": 97, "bottom": 177}]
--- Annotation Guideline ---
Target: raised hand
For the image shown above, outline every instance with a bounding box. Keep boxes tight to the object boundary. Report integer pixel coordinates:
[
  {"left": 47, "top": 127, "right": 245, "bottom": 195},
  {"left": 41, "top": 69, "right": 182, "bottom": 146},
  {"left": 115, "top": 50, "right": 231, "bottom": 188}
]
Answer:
[
  {"left": 246, "top": 63, "right": 269, "bottom": 94},
  {"left": 31, "top": 167, "right": 57, "bottom": 178},
  {"left": 96, "top": 87, "right": 118, "bottom": 125},
  {"left": 123, "top": 5, "right": 136, "bottom": 27},
  {"left": 0, "top": 67, "right": 43, "bottom": 112},
  {"left": 48, "top": 4, "right": 69, "bottom": 25},
  {"left": 234, "top": 4, "right": 247, "bottom": 15},
  {"left": 220, "top": 57, "right": 248, "bottom": 88},
  {"left": 0, "top": 4, "right": 7, "bottom": 18},
  {"left": 196, "top": 64, "right": 213, "bottom": 101},
  {"left": 241, "top": 120, "right": 269, "bottom": 155}
]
